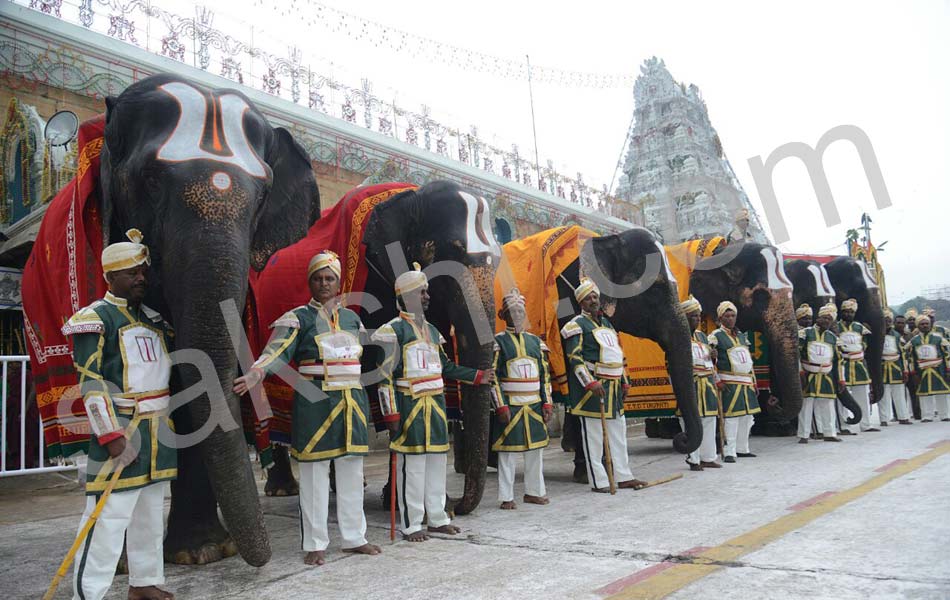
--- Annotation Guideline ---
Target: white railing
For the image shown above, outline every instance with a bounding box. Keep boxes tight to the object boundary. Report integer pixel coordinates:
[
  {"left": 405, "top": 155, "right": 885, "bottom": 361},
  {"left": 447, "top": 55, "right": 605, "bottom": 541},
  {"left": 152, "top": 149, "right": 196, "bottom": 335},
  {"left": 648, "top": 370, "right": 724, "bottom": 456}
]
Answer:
[{"left": 0, "top": 355, "right": 76, "bottom": 477}]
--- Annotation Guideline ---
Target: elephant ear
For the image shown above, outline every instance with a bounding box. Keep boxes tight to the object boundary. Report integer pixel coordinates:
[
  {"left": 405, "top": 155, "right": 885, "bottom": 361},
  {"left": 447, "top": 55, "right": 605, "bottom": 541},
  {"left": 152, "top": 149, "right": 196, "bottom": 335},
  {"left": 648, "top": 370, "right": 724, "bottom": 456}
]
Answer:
[
  {"left": 251, "top": 127, "right": 321, "bottom": 271},
  {"left": 362, "top": 189, "right": 424, "bottom": 281}
]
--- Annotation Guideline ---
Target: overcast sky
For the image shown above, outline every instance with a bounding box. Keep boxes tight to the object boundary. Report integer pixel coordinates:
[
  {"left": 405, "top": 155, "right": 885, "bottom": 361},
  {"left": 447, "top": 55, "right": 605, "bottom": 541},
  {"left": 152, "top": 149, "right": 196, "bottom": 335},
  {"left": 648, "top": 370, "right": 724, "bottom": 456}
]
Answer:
[{"left": 211, "top": 0, "right": 948, "bottom": 304}]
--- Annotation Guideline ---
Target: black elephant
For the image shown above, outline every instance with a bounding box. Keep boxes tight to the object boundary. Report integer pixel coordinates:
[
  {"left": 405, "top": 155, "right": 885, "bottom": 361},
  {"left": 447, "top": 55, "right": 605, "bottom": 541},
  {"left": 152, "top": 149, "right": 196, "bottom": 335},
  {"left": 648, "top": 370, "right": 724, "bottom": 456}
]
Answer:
[
  {"left": 360, "top": 180, "right": 500, "bottom": 514},
  {"left": 824, "top": 256, "right": 886, "bottom": 403},
  {"left": 100, "top": 73, "right": 320, "bottom": 566},
  {"left": 547, "top": 227, "right": 703, "bottom": 466},
  {"left": 688, "top": 242, "right": 805, "bottom": 432}
]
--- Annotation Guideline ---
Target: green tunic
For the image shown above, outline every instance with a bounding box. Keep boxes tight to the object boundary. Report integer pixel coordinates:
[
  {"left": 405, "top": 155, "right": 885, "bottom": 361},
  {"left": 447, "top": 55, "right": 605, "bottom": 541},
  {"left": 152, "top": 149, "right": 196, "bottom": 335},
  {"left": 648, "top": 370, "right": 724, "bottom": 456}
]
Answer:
[
  {"left": 253, "top": 300, "right": 370, "bottom": 462},
  {"left": 881, "top": 328, "right": 907, "bottom": 385},
  {"left": 62, "top": 292, "right": 177, "bottom": 495},
  {"left": 836, "top": 320, "right": 871, "bottom": 386},
  {"left": 905, "top": 332, "right": 950, "bottom": 396},
  {"left": 490, "top": 329, "right": 552, "bottom": 452},
  {"left": 560, "top": 312, "right": 629, "bottom": 419},
  {"left": 799, "top": 326, "right": 841, "bottom": 399},
  {"left": 680, "top": 330, "right": 720, "bottom": 417},
  {"left": 709, "top": 327, "right": 760, "bottom": 417},
  {"left": 373, "top": 312, "right": 482, "bottom": 454}
]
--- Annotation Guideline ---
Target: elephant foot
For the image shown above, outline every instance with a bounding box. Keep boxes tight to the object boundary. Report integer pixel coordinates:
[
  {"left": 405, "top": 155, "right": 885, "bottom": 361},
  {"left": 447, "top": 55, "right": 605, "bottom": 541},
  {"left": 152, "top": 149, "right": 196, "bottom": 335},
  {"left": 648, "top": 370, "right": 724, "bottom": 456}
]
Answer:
[
  {"left": 572, "top": 465, "right": 589, "bottom": 484},
  {"left": 164, "top": 520, "right": 238, "bottom": 565},
  {"left": 265, "top": 445, "right": 299, "bottom": 497}
]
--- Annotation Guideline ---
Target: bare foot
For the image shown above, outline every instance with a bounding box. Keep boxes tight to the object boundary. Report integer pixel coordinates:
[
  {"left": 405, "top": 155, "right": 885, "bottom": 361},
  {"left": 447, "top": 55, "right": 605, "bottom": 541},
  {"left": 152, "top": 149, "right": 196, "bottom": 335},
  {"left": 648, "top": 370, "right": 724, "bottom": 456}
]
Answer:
[
  {"left": 342, "top": 543, "right": 381, "bottom": 555},
  {"left": 427, "top": 524, "right": 461, "bottom": 535},
  {"left": 619, "top": 479, "right": 649, "bottom": 490},
  {"left": 500, "top": 500, "right": 517, "bottom": 510},
  {"left": 128, "top": 586, "right": 174, "bottom": 600},
  {"left": 523, "top": 494, "right": 549, "bottom": 505},
  {"left": 404, "top": 530, "right": 429, "bottom": 542},
  {"left": 304, "top": 550, "right": 326, "bottom": 566}
]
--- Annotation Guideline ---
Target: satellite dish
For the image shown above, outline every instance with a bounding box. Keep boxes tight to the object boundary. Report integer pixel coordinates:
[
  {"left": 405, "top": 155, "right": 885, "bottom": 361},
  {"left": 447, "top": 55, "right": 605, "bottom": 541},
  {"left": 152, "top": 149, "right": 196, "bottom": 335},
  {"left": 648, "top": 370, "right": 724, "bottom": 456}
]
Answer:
[{"left": 43, "top": 110, "right": 79, "bottom": 147}]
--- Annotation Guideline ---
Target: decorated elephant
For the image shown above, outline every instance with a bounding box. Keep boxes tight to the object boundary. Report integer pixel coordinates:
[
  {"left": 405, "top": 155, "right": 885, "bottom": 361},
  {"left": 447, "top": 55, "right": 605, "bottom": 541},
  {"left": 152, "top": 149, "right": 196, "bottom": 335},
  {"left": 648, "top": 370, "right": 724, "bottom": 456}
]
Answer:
[
  {"left": 687, "top": 242, "right": 804, "bottom": 428},
  {"left": 25, "top": 73, "right": 321, "bottom": 567}
]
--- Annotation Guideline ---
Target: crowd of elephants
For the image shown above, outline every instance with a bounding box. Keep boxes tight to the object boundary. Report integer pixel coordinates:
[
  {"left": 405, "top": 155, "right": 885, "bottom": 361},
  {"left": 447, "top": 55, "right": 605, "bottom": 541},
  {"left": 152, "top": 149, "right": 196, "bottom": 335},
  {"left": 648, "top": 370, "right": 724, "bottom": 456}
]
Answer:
[{"left": 31, "top": 74, "right": 887, "bottom": 569}]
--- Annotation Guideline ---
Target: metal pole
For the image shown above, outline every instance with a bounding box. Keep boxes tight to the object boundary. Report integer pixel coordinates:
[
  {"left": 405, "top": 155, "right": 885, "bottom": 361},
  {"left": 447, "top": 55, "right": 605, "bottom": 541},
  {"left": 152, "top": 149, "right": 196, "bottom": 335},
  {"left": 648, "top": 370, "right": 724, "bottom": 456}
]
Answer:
[
  {"left": 20, "top": 360, "right": 26, "bottom": 471},
  {"left": 1, "top": 361, "right": 7, "bottom": 473},
  {"left": 526, "top": 55, "right": 542, "bottom": 188}
]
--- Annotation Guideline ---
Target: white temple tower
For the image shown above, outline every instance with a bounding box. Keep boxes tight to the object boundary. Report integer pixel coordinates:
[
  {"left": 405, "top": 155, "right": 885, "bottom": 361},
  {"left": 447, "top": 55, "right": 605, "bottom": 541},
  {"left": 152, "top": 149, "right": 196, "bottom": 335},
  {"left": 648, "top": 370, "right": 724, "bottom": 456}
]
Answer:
[{"left": 616, "top": 57, "right": 767, "bottom": 244}]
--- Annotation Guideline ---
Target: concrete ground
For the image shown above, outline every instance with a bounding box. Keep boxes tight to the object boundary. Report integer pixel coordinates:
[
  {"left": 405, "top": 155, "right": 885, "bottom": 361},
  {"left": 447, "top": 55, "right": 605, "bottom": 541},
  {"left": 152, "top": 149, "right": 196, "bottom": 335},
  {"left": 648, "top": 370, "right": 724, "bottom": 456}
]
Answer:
[{"left": 3, "top": 419, "right": 950, "bottom": 600}]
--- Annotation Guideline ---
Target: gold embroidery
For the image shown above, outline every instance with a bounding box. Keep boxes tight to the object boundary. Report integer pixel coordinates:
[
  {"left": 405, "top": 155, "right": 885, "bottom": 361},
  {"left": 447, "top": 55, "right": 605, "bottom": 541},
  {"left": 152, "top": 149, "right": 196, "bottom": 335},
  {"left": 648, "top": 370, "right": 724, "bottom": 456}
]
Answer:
[{"left": 343, "top": 186, "right": 415, "bottom": 294}]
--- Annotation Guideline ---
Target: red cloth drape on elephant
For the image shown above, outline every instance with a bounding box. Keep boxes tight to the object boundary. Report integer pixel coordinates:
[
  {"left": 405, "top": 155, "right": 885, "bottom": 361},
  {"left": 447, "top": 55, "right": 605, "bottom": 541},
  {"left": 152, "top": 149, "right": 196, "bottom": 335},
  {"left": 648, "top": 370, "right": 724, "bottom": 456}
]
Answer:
[
  {"left": 22, "top": 116, "right": 107, "bottom": 460},
  {"left": 247, "top": 183, "right": 417, "bottom": 450}
]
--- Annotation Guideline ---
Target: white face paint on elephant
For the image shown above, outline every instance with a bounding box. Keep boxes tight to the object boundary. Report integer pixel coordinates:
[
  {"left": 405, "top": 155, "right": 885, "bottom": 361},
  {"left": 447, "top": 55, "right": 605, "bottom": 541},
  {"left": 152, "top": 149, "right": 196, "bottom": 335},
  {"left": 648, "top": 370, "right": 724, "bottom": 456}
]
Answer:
[
  {"left": 157, "top": 81, "right": 268, "bottom": 178},
  {"left": 858, "top": 261, "right": 880, "bottom": 289},
  {"left": 458, "top": 191, "right": 501, "bottom": 262},
  {"left": 760, "top": 247, "right": 793, "bottom": 290},
  {"left": 807, "top": 264, "right": 836, "bottom": 297}
]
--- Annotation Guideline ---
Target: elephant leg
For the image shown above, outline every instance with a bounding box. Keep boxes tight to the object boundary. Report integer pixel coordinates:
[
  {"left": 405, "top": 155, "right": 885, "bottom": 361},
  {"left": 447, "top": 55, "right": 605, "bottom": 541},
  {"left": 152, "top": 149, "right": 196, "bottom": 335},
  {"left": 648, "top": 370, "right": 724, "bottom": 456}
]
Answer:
[
  {"left": 265, "top": 445, "right": 299, "bottom": 497},
  {"left": 452, "top": 421, "right": 466, "bottom": 474},
  {"left": 565, "top": 413, "right": 588, "bottom": 484},
  {"left": 164, "top": 443, "right": 239, "bottom": 565}
]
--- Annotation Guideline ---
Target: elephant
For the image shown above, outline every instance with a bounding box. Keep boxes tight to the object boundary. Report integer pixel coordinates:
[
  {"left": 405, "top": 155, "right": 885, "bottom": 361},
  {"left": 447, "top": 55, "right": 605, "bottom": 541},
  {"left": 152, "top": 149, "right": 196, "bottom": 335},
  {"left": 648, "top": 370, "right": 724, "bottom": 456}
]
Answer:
[
  {"left": 359, "top": 180, "right": 501, "bottom": 514},
  {"left": 688, "top": 242, "right": 804, "bottom": 431},
  {"left": 548, "top": 227, "right": 703, "bottom": 465},
  {"left": 786, "top": 259, "right": 862, "bottom": 425},
  {"left": 99, "top": 73, "right": 320, "bottom": 566},
  {"left": 824, "top": 256, "right": 886, "bottom": 403}
]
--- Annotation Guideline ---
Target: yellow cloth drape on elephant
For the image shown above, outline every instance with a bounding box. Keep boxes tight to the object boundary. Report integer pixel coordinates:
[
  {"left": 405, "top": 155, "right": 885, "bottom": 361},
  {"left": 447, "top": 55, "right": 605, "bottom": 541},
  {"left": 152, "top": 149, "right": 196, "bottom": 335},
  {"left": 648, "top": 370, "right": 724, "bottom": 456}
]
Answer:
[{"left": 494, "top": 228, "right": 725, "bottom": 417}]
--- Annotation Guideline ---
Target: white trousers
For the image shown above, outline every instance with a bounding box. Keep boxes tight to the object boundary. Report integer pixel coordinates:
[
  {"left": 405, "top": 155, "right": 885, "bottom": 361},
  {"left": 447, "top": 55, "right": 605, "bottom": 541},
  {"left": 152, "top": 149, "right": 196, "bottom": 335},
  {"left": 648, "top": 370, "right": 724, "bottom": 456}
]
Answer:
[
  {"left": 723, "top": 414, "right": 754, "bottom": 457},
  {"left": 298, "top": 456, "right": 367, "bottom": 551},
  {"left": 396, "top": 453, "right": 450, "bottom": 535},
  {"left": 681, "top": 416, "right": 718, "bottom": 463},
  {"left": 920, "top": 395, "right": 936, "bottom": 420},
  {"left": 579, "top": 415, "right": 633, "bottom": 489},
  {"left": 801, "top": 397, "right": 838, "bottom": 437},
  {"left": 882, "top": 384, "right": 910, "bottom": 421},
  {"left": 72, "top": 482, "right": 167, "bottom": 600},
  {"left": 936, "top": 394, "right": 950, "bottom": 420},
  {"left": 839, "top": 384, "right": 872, "bottom": 432},
  {"left": 497, "top": 449, "right": 545, "bottom": 502}
]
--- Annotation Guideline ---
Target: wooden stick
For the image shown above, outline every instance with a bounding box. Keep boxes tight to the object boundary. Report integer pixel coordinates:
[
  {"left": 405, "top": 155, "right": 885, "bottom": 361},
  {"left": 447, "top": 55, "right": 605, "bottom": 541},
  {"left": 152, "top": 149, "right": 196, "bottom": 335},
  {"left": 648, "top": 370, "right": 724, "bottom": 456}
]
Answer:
[
  {"left": 639, "top": 473, "right": 684, "bottom": 489},
  {"left": 44, "top": 462, "right": 125, "bottom": 600},
  {"left": 389, "top": 452, "right": 397, "bottom": 543},
  {"left": 599, "top": 394, "right": 616, "bottom": 495}
]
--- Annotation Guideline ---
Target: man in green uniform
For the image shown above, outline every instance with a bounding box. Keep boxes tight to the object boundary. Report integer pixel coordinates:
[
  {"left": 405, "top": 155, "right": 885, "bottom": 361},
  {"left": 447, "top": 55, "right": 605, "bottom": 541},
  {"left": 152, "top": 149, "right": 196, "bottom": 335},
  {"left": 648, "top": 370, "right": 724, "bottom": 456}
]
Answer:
[
  {"left": 491, "top": 289, "right": 553, "bottom": 509},
  {"left": 905, "top": 312, "right": 950, "bottom": 421},
  {"left": 372, "top": 264, "right": 494, "bottom": 541},
  {"left": 923, "top": 307, "right": 949, "bottom": 340},
  {"left": 798, "top": 303, "right": 846, "bottom": 443},
  {"left": 235, "top": 251, "right": 380, "bottom": 566},
  {"left": 62, "top": 229, "right": 176, "bottom": 600},
  {"left": 836, "top": 298, "right": 877, "bottom": 434},
  {"left": 796, "top": 304, "right": 813, "bottom": 329},
  {"left": 903, "top": 309, "right": 921, "bottom": 419},
  {"left": 709, "top": 301, "right": 760, "bottom": 462},
  {"left": 881, "top": 309, "right": 912, "bottom": 425},
  {"left": 561, "top": 277, "right": 646, "bottom": 491},
  {"left": 680, "top": 296, "right": 722, "bottom": 470}
]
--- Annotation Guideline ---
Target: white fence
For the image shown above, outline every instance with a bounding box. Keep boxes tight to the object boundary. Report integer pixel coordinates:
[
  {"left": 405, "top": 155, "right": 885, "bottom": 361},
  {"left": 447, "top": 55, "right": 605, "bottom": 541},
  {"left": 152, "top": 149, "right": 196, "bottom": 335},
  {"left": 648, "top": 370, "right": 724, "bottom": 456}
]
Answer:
[{"left": 0, "top": 355, "right": 76, "bottom": 477}]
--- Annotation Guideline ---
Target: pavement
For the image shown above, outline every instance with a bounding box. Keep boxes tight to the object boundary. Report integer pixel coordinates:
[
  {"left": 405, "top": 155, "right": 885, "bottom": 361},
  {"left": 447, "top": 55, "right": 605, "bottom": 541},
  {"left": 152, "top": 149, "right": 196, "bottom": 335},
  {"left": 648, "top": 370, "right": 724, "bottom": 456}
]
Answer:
[{"left": 3, "top": 418, "right": 950, "bottom": 600}]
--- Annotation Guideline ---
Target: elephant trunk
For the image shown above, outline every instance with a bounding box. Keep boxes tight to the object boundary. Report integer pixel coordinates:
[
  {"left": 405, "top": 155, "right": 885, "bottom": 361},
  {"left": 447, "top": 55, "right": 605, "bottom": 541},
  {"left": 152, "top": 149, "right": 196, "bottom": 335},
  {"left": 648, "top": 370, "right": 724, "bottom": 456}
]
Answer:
[
  {"left": 169, "top": 272, "right": 271, "bottom": 567},
  {"left": 861, "top": 294, "right": 886, "bottom": 402},
  {"left": 762, "top": 291, "right": 804, "bottom": 420},
  {"left": 451, "top": 264, "right": 496, "bottom": 516},
  {"left": 837, "top": 386, "right": 862, "bottom": 425},
  {"left": 658, "top": 309, "right": 702, "bottom": 454}
]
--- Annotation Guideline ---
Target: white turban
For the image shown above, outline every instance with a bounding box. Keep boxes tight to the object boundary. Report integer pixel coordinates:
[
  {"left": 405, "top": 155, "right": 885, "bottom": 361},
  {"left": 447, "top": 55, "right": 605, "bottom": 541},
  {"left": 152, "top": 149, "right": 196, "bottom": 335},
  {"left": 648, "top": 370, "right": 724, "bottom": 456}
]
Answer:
[
  {"left": 307, "top": 250, "right": 341, "bottom": 279},
  {"left": 795, "top": 304, "right": 813, "bottom": 319},
  {"left": 574, "top": 277, "right": 600, "bottom": 303},
  {"left": 841, "top": 298, "right": 858, "bottom": 312},
  {"left": 735, "top": 208, "right": 750, "bottom": 220},
  {"left": 818, "top": 303, "right": 837, "bottom": 318},
  {"left": 394, "top": 262, "right": 428, "bottom": 297},
  {"left": 717, "top": 301, "right": 737, "bottom": 318},
  {"left": 101, "top": 228, "right": 150, "bottom": 279},
  {"left": 680, "top": 295, "right": 701, "bottom": 315},
  {"left": 500, "top": 288, "right": 526, "bottom": 316}
]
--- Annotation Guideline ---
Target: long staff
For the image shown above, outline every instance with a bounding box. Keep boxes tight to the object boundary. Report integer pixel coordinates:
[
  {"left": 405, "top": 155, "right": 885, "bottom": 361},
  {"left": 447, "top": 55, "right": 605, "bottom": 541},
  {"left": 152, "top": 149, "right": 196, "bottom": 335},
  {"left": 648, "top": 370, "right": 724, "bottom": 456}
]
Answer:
[
  {"left": 599, "top": 392, "right": 617, "bottom": 495},
  {"left": 44, "top": 463, "right": 126, "bottom": 600},
  {"left": 389, "top": 452, "right": 397, "bottom": 543}
]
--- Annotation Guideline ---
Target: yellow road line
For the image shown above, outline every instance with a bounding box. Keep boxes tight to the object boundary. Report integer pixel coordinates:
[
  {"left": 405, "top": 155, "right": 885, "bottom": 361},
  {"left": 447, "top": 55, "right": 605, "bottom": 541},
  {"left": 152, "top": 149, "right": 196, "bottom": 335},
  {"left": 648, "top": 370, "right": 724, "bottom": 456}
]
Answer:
[{"left": 607, "top": 442, "right": 950, "bottom": 600}]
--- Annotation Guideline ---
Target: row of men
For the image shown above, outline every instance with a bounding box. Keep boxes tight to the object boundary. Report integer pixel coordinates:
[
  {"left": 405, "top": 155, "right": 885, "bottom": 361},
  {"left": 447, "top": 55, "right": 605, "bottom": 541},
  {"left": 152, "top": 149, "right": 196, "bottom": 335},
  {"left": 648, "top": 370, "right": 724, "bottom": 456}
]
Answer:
[
  {"left": 58, "top": 229, "right": 949, "bottom": 599},
  {"left": 795, "top": 301, "right": 950, "bottom": 445}
]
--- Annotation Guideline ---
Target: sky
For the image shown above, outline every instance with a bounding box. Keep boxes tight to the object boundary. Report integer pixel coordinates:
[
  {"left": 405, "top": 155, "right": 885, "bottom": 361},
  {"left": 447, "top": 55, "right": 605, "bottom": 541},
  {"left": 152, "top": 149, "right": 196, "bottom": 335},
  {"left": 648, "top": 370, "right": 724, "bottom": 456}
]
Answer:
[{"left": 200, "top": 0, "right": 948, "bottom": 304}]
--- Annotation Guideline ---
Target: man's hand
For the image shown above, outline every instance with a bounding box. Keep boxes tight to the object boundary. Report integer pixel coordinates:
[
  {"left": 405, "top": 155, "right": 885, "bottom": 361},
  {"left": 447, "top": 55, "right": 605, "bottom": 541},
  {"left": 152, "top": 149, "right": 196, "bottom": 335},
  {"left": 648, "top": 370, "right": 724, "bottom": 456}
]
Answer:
[
  {"left": 496, "top": 408, "right": 510, "bottom": 425},
  {"left": 481, "top": 370, "right": 496, "bottom": 385},
  {"left": 588, "top": 381, "right": 606, "bottom": 398},
  {"left": 104, "top": 436, "right": 137, "bottom": 467},
  {"left": 542, "top": 404, "right": 553, "bottom": 423},
  {"left": 233, "top": 368, "right": 263, "bottom": 396}
]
